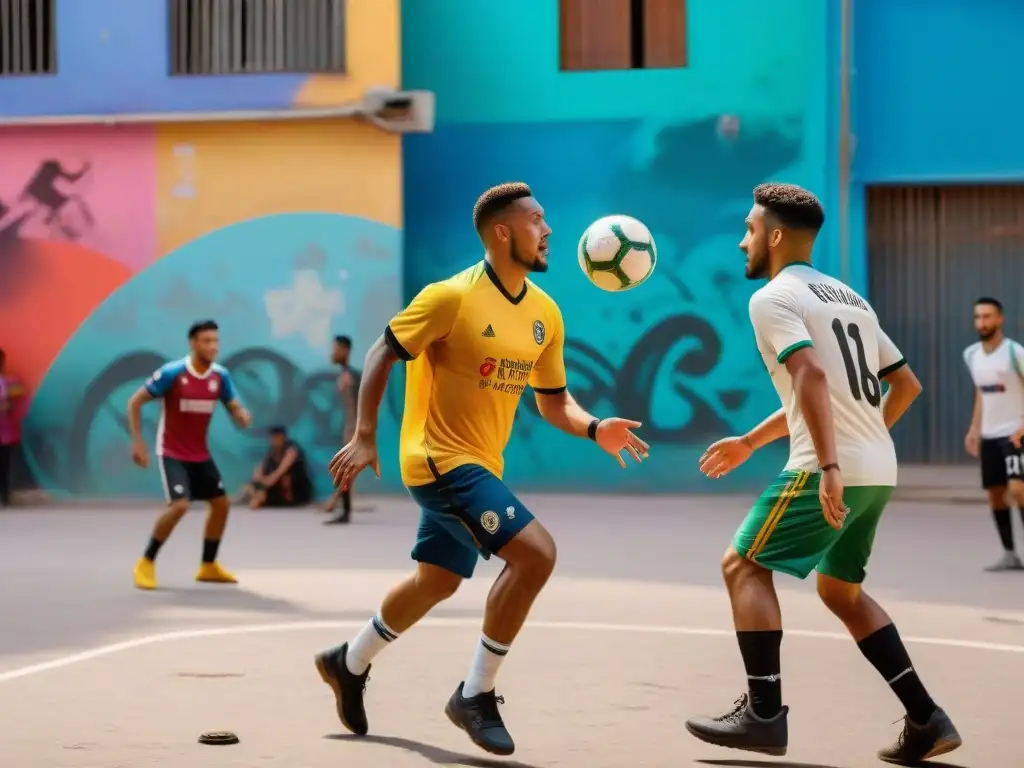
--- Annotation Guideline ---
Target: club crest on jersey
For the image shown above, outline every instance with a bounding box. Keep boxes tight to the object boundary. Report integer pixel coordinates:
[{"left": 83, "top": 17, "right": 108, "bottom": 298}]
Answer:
[
  {"left": 533, "top": 320, "right": 545, "bottom": 345},
  {"left": 209, "top": 379, "right": 219, "bottom": 393},
  {"left": 480, "top": 510, "right": 500, "bottom": 534}
]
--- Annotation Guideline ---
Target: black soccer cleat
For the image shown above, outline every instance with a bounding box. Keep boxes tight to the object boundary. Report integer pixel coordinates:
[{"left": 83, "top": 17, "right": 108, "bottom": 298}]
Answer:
[
  {"left": 314, "top": 642, "right": 370, "bottom": 735},
  {"left": 685, "top": 693, "right": 788, "bottom": 756},
  {"left": 444, "top": 682, "right": 516, "bottom": 756},
  {"left": 877, "top": 707, "right": 962, "bottom": 765}
]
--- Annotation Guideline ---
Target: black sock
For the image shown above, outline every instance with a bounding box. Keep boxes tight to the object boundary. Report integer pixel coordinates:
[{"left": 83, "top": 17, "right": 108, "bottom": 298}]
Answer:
[
  {"left": 736, "top": 630, "right": 783, "bottom": 718},
  {"left": 857, "top": 623, "right": 937, "bottom": 724},
  {"left": 202, "top": 538, "right": 221, "bottom": 564},
  {"left": 144, "top": 537, "right": 164, "bottom": 562},
  {"left": 342, "top": 490, "right": 352, "bottom": 514},
  {"left": 993, "top": 508, "right": 1014, "bottom": 551}
]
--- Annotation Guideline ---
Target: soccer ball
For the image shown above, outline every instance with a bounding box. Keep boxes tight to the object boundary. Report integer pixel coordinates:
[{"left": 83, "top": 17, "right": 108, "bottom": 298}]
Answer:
[{"left": 577, "top": 215, "right": 657, "bottom": 292}]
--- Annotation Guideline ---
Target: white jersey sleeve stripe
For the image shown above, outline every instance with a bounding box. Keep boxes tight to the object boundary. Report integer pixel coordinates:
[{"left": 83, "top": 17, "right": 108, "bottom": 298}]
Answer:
[
  {"left": 749, "top": 291, "right": 813, "bottom": 365},
  {"left": 878, "top": 356, "right": 907, "bottom": 379},
  {"left": 778, "top": 339, "right": 813, "bottom": 364},
  {"left": 875, "top": 326, "right": 904, "bottom": 373},
  {"left": 963, "top": 342, "right": 980, "bottom": 369},
  {"left": 1011, "top": 341, "right": 1024, "bottom": 376}
]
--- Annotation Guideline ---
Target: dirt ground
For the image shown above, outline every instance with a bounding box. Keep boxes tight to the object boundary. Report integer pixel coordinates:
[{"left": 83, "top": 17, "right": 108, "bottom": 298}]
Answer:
[{"left": 0, "top": 492, "right": 1021, "bottom": 767}]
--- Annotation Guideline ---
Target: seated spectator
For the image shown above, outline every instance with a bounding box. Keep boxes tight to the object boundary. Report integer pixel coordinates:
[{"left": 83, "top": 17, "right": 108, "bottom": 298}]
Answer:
[{"left": 240, "top": 426, "right": 313, "bottom": 509}]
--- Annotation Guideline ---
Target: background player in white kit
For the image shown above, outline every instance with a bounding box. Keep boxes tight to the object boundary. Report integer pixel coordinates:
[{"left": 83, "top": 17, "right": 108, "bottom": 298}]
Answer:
[
  {"left": 963, "top": 297, "right": 1024, "bottom": 571},
  {"left": 685, "top": 184, "right": 961, "bottom": 765}
]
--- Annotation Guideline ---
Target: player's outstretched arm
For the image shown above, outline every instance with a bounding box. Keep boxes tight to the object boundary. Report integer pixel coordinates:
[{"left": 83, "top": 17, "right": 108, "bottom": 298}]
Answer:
[
  {"left": 217, "top": 371, "right": 251, "bottom": 428},
  {"left": 126, "top": 386, "right": 155, "bottom": 468},
  {"left": 328, "top": 334, "right": 398, "bottom": 490},
  {"left": 743, "top": 407, "right": 788, "bottom": 449},
  {"left": 329, "top": 282, "right": 462, "bottom": 491},
  {"left": 966, "top": 387, "right": 982, "bottom": 452},
  {"left": 880, "top": 363, "right": 922, "bottom": 430},
  {"left": 350, "top": 335, "right": 398, "bottom": 443},
  {"left": 128, "top": 362, "right": 178, "bottom": 468},
  {"left": 785, "top": 348, "right": 838, "bottom": 464},
  {"left": 529, "top": 305, "right": 647, "bottom": 468},
  {"left": 698, "top": 409, "right": 787, "bottom": 479},
  {"left": 534, "top": 389, "right": 649, "bottom": 468},
  {"left": 785, "top": 347, "right": 846, "bottom": 528}
]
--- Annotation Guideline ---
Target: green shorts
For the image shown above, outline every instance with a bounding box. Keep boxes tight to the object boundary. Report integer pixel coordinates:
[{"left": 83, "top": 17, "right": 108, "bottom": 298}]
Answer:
[{"left": 732, "top": 469, "right": 893, "bottom": 584}]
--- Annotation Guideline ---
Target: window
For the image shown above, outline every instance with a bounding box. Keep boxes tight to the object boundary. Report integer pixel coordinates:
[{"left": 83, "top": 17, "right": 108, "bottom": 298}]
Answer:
[
  {"left": 560, "top": 0, "right": 686, "bottom": 71},
  {"left": 0, "top": 0, "right": 56, "bottom": 76},
  {"left": 169, "top": 0, "right": 346, "bottom": 76}
]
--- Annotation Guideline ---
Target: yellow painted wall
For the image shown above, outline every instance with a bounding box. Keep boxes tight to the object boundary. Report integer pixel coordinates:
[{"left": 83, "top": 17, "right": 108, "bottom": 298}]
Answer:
[
  {"left": 156, "top": 0, "right": 403, "bottom": 254},
  {"left": 155, "top": 120, "right": 401, "bottom": 255},
  {"left": 293, "top": 0, "right": 401, "bottom": 107}
]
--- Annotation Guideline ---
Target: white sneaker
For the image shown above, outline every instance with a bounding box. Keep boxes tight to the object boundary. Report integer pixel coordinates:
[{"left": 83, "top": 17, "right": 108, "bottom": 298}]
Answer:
[{"left": 985, "top": 551, "right": 1024, "bottom": 572}]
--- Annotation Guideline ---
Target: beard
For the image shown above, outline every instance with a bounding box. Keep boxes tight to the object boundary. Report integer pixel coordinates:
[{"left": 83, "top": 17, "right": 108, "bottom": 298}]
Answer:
[
  {"left": 511, "top": 234, "right": 548, "bottom": 273},
  {"left": 977, "top": 328, "right": 998, "bottom": 341},
  {"left": 745, "top": 249, "right": 769, "bottom": 280}
]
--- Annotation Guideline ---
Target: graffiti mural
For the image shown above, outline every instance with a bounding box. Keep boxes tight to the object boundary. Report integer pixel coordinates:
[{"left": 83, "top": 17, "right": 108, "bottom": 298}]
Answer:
[
  {"left": 0, "top": 128, "right": 157, "bottom": 270},
  {"left": 0, "top": 129, "right": 155, "bottom": 403},
  {"left": 0, "top": 116, "right": 402, "bottom": 501},
  {"left": 0, "top": 1, "right": 406, "bottom": 501},
  {"left": 0, "top": 159, "right": 95, "bottom": 243},
  {"left": 23, "top": 213, "right": 402, "bottom": 499},
  {"left": 404, "top": 115, "right": 817, "bottom": 491}
]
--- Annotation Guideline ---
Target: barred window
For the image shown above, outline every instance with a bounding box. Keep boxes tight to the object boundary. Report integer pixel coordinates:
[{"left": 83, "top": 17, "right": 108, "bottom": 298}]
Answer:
[
  {"left": 560, "top": 0, "right": 687, "bottom": 71},
  {"left": 0, "top": 0, "right": 56, "bottom": 76},
  {"left": 169, "top": 0, "right": 346, "bottom": 76}
]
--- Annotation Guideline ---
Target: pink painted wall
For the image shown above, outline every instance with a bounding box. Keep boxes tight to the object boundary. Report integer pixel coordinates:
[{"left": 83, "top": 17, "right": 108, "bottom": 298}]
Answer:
[{"left": 0, "top": 126, "right": 157, "bottom": 270}]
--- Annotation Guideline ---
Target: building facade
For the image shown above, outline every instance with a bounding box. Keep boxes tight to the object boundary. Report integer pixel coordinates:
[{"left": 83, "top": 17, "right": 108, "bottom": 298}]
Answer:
[
  {"left": 402, "top": 0, "right": 839, "bottom": 490},
  {"left": 0, "top": 0, "right": 404, "bottom": 499},
  {"left": 0, "top": 0, "right": 1016, "bottom": 497},
  {"left": 852, "top": 1, "right": 1024, "bottom": 463}
]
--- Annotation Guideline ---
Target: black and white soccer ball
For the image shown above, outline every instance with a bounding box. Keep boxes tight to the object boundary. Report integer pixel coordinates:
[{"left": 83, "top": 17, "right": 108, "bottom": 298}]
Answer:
[{"left": 577, "top": 215, "right": 657, "bottom": 292}]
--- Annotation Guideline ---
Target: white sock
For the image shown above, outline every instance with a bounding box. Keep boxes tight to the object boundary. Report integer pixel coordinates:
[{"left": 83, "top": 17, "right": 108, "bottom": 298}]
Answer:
[
  {"left": 462, "top": 634, "right": 510, "bottom": 698},
  {"left": 345, "top": 614, "right": 399, "bottom": 675}
]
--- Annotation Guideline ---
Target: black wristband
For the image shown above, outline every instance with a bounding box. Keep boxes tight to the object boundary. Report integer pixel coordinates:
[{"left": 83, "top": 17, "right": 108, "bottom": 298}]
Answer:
[
  {"left": 821, "top": 462, "right": 840, "bottom": 473},
  {"left": 587, "top": 418, "right": 600, "bottom": 441}
]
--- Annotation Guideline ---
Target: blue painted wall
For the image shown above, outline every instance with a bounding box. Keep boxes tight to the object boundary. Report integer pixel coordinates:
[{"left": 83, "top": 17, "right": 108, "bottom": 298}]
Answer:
[
  {"left": 0, "top": 0, "right": 305, "bottom": 117},
  {"left": 401, "top": 0, "right": 838, "bottom": 491},
  {"left": 853, "top": 0, "right": 1024, "bottom": 183}
]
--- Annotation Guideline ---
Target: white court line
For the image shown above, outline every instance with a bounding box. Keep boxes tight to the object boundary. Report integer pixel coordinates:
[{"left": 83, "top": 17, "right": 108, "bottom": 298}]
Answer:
[{"left": 0, "top": 617, "right": 1021, "bottom": 685}]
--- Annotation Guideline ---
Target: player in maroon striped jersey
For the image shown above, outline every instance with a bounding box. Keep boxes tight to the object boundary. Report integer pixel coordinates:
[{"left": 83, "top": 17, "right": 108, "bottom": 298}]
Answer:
[{"left": 127, "top": 320, "right": 251, "bottom": 590}]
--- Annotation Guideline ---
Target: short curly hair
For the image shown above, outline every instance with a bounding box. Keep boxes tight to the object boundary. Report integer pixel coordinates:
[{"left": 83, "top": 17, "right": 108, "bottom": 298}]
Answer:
[
  {"left": 753, "top": 183, "right": 825, "bottom": 233},
  {"left": 472, "top": 182, "right": 533, "bottom": 233}
]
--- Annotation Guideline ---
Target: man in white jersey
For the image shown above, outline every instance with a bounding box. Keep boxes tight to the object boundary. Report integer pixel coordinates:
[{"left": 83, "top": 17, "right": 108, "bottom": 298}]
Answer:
[
  {"left": 963, "top": 296, "right": 1024, "bottom": 571},
  {"left": 685, "top": 184, "right": 961, "bottom": 765}
]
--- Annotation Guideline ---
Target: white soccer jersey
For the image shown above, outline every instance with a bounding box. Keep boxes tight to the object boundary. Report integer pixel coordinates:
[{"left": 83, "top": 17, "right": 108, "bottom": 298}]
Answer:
[
  {"left": 749, "top": 263, "right": 905, "bottom": 487},
  {"left": 963, "top": 339, "right": 1024, "bottom": 439}
]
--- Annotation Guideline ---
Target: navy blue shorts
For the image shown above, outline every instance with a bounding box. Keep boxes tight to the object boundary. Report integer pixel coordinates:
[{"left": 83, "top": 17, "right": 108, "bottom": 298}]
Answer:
[{"left": 407, "top": 464, "right": 535, "bottom": 579}]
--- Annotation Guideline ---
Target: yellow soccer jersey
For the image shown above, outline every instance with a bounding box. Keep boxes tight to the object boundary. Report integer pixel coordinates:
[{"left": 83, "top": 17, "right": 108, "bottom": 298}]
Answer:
[{"left": 385, "top": 260, "right": 567, "bottom": 486}]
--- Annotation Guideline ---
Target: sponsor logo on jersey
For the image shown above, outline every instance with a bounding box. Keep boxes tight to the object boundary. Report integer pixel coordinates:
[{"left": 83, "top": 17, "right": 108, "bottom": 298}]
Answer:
[
  {"left": 180, "top": 398, "right": 217, "bottom": 414},
  {"left": 479, "top": 357, "right": 498, "bottom": 377}
]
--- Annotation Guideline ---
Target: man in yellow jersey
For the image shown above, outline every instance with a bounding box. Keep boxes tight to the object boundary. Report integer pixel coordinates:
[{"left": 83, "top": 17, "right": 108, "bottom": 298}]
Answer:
[{"left": 314, "top": 182, "right": 649, "bottom": 756}]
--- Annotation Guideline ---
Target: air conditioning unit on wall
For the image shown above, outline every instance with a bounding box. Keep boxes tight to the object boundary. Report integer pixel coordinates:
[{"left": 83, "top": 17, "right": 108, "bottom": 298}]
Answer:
[{"left": 361, "top": 88, "right": 435, "bottom": 134}]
